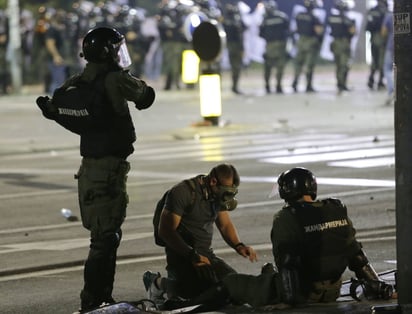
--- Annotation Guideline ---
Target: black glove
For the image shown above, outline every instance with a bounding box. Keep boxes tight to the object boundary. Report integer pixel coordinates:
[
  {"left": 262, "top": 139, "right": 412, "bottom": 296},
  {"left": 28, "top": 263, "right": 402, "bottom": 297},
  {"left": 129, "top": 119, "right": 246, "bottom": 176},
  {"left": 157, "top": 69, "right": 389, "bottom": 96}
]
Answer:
[
  {"left": 363, "top": 280, "right": 393, "bottom": 300},
  {"left": 36, "top": 96, "right": 55, "bottom": 119},
  {"left": 350, "top": 278, "right": 393, "bottom": 301},
  {"left": 36, "top": 96, "right": 49, "bottom": 108},
  {"left": 135, "top": 86, "right": 155, "bottom": 110}
]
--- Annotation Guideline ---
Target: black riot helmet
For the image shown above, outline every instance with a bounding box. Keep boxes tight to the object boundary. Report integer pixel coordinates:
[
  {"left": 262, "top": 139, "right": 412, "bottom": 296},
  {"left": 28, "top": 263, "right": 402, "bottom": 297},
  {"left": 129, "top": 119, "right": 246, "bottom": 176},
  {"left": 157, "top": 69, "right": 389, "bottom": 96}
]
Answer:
[
  {"left": 81, "top": 27, "right": 131, "bottom": 68},
  {"left": 378, "top": 0, "right": 388, "bottom": 9},
  {"left": 303, "top": 0, "right": 316, "bottom": 10},
  {"left": 264, "top": 0, "right": 278, "bottom": 13},
  {"left": 277, "top": 167, "right": 317, "bottom": 202},
  {"left": 335, "top": 0, "right": 349, "bottom": 11},
  {"left": 224, "top": 2, "right": 240, "bottom": 16}
]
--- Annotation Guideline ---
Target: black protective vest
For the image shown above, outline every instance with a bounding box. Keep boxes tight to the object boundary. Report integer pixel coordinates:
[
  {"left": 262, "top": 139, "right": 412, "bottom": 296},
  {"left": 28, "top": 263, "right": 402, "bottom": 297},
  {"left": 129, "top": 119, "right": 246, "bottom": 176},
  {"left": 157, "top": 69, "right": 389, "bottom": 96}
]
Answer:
[
  {"left": 328, "top": 14, "right": 354, "bottom": 39},
  {"left": 260, "top": 12, "right": 289, "bottom": 41},
  {"left": 290, "top": 199, "right": 356, "bottom": 282},
  {"left": 366, "top": 6, "right": 386, "bottom": 33},
  {"left": 296, "top": 12, "right": 319, "bottom": 37},
  {"left": 223, "top": 13, "right": 244, "bottom": 42},
  {"left": 79, "top": 80, "right": 136, "bottom": 159}
]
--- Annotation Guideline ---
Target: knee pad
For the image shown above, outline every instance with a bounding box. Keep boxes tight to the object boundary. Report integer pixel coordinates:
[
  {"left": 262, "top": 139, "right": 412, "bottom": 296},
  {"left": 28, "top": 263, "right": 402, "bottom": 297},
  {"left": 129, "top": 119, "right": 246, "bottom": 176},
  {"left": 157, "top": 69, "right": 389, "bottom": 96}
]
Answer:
[{"left": 91, "top": 231, "right": 122, "bottom": 255}]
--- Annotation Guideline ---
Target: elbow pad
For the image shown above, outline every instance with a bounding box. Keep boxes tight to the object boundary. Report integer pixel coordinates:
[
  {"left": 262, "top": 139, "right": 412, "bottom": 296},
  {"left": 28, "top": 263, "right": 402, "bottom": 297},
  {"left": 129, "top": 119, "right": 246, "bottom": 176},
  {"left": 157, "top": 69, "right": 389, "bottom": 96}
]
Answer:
[{"left": 135, "top": 86, "right": 155, "bottom": 110}]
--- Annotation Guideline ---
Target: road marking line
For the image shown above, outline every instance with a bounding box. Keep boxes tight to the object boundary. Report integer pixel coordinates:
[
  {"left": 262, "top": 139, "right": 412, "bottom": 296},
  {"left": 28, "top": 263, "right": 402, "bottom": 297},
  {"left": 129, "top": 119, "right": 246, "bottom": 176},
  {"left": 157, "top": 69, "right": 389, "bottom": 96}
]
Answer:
[
  {"left": 260, "top": 147, "right": 394, "bottom": 164},
  {"left": 0, "top": 237, "right": 396, "bottom": 282},
  {"left": 328, "top": 157, "right": 394, "bottom": 168}
]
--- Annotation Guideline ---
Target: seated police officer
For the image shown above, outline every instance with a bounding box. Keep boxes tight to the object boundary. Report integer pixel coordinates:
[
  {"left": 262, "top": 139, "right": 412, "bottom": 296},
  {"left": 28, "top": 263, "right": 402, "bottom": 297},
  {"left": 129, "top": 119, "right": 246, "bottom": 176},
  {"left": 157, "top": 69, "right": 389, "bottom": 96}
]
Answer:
[
  {"left": 167, "top": 167, "right": 393, "bottom": 311},
  {"left": 37, "top": 27, "right": 155, "bottom": 313},
  {"left": 270, "top": 167, "right": 392, "bottom": 305}
]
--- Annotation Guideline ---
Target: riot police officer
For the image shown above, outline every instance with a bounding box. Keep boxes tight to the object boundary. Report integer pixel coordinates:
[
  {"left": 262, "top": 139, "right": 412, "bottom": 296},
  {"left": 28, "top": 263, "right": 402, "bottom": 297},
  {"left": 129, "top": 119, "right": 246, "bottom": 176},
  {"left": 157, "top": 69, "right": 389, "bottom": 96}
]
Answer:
[
  {"left": 194, "top": 0, "right": 222, "bottom": 21},
  {"left": 270, "top": 167, "right": 394, "bottom": 304},
  {"left": 327, "top": 0, "right": 356, "bottom": 93},
  {"left": 36, "top": 27, "right": 155, "bottom": 312},
  {"left": 222, "top": 2, "right": 247, "bottom": 94},
  {"left": 157, "top": 2, "right": 187, "bottom": 90},
  {"left": 259, "top": 0, "right": 290, "bottom": 94},
  {"left": 0, "top": 10, "right": 9, "bottom": 94},
  {"left": 291, "top": 0, "right": 324, "bottom": 93},
  {"left": 365, "top": 0, "right": 388, "bottom": 90}
]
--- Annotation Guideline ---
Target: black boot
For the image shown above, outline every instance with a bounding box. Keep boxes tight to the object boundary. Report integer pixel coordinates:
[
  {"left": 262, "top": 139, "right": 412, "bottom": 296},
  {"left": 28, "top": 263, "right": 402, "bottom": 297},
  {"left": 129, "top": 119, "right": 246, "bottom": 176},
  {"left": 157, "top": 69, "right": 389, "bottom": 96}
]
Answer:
[
  {"left": 264, "top": 65, "right": 271, "bottom": 94},
  {"left": 231, "top": 73, "right": 242, "bottom": 94},
  {"left": 306, "top": 85, "right": 316, "bottom": 93},
  {"left": 265, "top": 83, "right": 271, "bottom": 94},
  {"left": 164, "top": 74, "right": 172, "bottom": 90},
  {"left": 291, "top": 79, "right": 298, "bottom": 93},
  {"left": 367, "top": 73, "right": 374, "bottom": 90},
  {"left": 80, "top": 259, "right": 105, "bottom": 311},
  {"left": 306, "top": 72, "right": 316, "bottom": 93},
  {"left": 377, "top": 79, "right": 386, "bottom": 90},
  {"left": 276, "top": 84, "right": 283, "bottom": 94},
  {"left": 377, "top": 70, "right": 385, "bottom": 90}
]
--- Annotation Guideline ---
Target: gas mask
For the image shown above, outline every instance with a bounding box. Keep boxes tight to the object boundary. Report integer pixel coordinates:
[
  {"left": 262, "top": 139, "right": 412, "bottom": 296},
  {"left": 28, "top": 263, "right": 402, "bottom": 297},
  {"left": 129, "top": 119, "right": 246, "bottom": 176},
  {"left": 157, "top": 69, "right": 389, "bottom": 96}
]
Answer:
[{"left": 213, "top": 185, "right": 238, "bottom": 211}]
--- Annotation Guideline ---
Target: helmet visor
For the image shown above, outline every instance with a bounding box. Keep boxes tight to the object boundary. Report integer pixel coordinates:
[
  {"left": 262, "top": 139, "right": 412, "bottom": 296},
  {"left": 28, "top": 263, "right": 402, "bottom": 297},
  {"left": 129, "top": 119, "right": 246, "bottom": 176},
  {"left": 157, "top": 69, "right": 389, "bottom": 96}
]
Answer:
[
  {"left": 116, "top": 40, "right": 132, "bottom": 68},
  {"left": 268, "top": 182, "right": 279, "bottom": 198}
]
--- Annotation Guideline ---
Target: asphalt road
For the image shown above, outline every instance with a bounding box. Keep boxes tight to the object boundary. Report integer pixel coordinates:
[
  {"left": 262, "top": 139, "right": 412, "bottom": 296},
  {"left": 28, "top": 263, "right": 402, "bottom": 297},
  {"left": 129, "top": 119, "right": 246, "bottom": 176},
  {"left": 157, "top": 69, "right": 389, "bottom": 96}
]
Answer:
[{"left": 0, "top": 65, "right": 397, "bottom": 313}]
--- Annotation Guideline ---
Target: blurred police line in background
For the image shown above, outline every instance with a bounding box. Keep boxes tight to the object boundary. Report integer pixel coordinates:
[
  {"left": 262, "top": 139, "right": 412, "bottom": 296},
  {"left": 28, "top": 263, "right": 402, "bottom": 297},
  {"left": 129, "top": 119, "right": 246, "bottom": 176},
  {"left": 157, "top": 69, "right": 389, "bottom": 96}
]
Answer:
[{"left": 0, "top": 0, "right": 393, "bottom": 95}]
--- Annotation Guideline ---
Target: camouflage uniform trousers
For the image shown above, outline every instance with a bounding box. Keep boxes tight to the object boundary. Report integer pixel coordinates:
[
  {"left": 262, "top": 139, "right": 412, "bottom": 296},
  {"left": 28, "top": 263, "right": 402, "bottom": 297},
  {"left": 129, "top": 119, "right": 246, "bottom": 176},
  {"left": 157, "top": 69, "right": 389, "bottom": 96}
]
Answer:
[
  {"left": 162, "top": 41, "right": 185, "bottom": 89},
  {"left": 368, "top": 32, "right": 386, "bottom": 87},
  {"left": 76, "top": 156, "right": 130, "bottom": 308},
  {"left": 0, "top": 46, "right": 10, "bottom": 93},
  {"left": 263, "top": 40, "right": 288, "bottom": 91},
  {"left": 227, "top": 41, "right": 244, "bottom": 91},
  {"left": 293, "top": 36, "right": 321, "bottom": 88},
  {"left": 330, "top": 38, "right": 351, "bottom": 90},
  {"left": 221, "top": 273, "right": 342, "bottom": 308},
  {"left": 370, "top": 32, "right": 386, "bottom": 74}
]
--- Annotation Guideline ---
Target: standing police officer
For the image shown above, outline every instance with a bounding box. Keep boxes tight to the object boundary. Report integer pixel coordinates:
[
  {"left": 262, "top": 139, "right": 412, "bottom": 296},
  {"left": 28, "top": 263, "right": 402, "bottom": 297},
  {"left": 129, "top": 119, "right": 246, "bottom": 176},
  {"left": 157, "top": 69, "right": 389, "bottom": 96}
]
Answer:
[
  {"left": 0, "top": 10, "right": 9, "bottom": 94},
  {"left": 365, "top": 0, "right": 388, "bottom": 90},
  {"left": 291, "top": 0, "right": 324, "bottom": 93},
  {"left": 157, "top": 2, "right": 187, "bottom": 90},
  {"left": 327, "top": 0, "right": 356, "bottom": 94},
  {"left": 259, "top": 0, "right": 290, "bottom": 94},
  {"left": 222, "top": 2, "right": 247, "bottom": 94},
  {"left": 36, "top": 27, "right": 155, "bottom": 313}
]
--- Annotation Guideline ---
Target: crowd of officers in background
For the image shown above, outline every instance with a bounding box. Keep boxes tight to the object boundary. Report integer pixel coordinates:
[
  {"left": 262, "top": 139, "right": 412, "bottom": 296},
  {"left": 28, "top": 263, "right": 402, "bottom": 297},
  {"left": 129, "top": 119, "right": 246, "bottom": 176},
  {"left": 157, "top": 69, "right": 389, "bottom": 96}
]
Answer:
[{"left": 0, "top": 0, "right": 393, "bottom": 99}]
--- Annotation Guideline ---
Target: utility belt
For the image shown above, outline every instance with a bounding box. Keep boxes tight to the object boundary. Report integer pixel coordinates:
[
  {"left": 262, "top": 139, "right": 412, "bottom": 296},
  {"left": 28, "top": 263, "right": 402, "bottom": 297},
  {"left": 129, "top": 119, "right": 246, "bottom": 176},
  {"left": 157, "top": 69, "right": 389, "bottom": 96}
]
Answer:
[
  {"left": 298, "top": 34, "right": 317, "bottom": 39},
  {"left": 79, "top": 156, "right": 129, "bottom": 173},
  {"left": 332, "top": 36, "right": 350, "bottom": 40}
]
